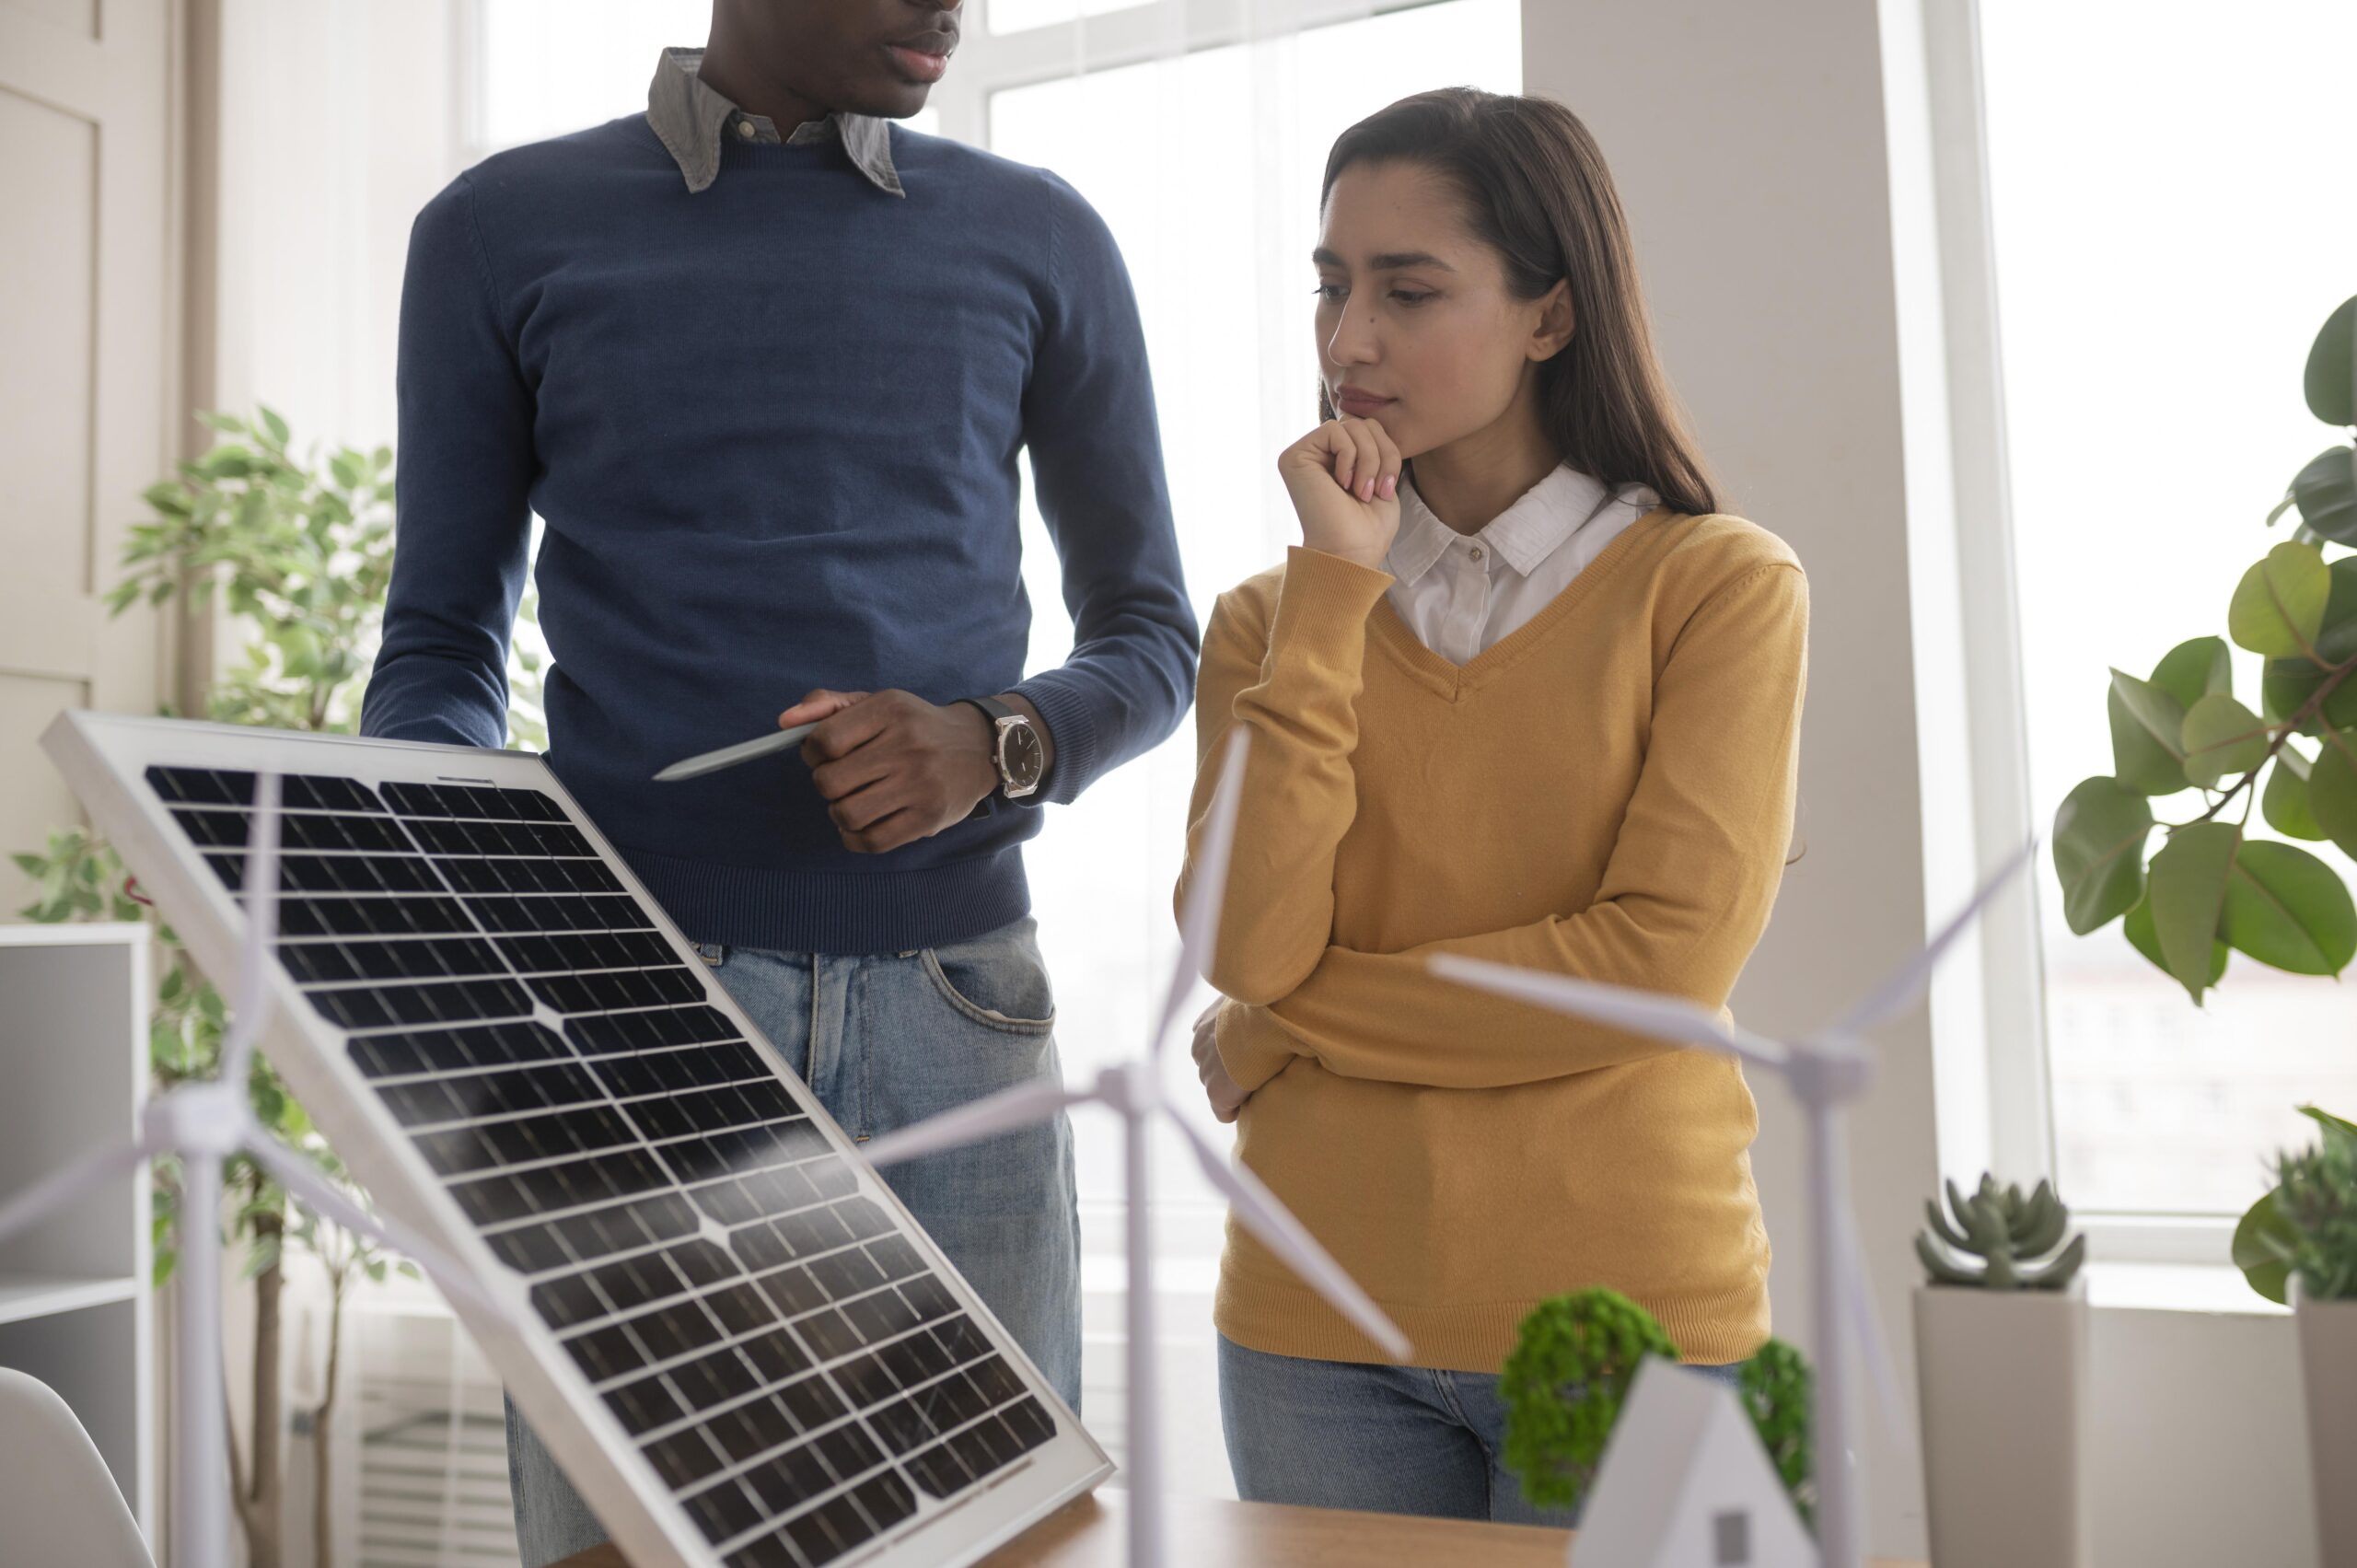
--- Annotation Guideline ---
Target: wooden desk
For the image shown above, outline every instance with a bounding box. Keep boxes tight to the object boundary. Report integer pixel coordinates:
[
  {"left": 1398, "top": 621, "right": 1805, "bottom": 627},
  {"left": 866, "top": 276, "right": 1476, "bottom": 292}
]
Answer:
[{"left": 553, "top": 1490, "right": 1933, "bottom": 1566}]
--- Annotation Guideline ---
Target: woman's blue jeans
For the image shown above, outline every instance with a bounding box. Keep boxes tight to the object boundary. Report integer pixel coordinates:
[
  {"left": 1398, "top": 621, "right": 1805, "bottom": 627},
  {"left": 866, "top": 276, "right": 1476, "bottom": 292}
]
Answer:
[{"left": 1217, "top": 1333, "right": 1745, "bottom": 1527}]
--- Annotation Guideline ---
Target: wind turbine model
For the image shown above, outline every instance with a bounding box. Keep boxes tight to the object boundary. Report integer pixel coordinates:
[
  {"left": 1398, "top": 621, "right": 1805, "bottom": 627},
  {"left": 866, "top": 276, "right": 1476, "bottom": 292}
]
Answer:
[
  {"left": 1430, "top": 840, "right": 2038, "bottom": 1568},
  {"left": 0, "top": 769, "right": 500, "bottom": 1568},
  {"left": 858, "top": 729, "right": 1414, "bottom": 1568}
]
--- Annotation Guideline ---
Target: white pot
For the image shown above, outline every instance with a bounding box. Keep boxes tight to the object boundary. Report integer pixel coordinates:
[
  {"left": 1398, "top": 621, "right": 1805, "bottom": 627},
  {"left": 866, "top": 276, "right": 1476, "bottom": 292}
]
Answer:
[
  {"left": 1913, "top": 1279, "right": 2090, "bottom": 1568},
  {"left": 2293, "top": 1283, "right": 2357, "bottom": 1568}
]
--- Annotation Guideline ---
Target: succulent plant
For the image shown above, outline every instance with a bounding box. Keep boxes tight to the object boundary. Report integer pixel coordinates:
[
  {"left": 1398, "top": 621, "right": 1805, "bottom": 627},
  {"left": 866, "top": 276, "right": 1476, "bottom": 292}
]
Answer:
[
  {"left": 2235, "top": 1105, "right": 2357, "bottom": 1303},
  {"left": 1916, "top": 1174, "right": 2087, "bottom": 1290}
]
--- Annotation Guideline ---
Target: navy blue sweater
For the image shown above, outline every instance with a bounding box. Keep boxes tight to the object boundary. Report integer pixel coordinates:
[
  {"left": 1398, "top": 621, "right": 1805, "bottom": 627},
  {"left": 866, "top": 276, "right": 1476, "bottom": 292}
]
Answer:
[{"left": 360, "top": 116, "right": 1197, "bottom": 954}]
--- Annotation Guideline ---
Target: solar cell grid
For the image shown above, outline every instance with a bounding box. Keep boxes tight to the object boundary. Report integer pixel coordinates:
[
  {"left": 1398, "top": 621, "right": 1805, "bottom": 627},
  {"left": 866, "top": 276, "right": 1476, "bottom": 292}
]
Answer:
[{"left": 131, "top": 761, "right": 1080, "bottom": 1567}]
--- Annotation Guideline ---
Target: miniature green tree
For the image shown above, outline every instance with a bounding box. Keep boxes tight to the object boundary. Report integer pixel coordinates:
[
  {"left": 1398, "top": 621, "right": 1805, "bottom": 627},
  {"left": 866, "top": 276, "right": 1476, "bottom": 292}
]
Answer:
[{"left": 1500, "top": 1286, "right": 1814, "bottom": 1526}]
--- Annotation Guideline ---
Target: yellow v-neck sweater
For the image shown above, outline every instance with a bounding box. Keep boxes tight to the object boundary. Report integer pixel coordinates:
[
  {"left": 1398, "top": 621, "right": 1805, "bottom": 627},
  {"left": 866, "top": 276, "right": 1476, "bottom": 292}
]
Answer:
[{"left": 1179, "top": 507, "right": 1808, "bottom": 1373}]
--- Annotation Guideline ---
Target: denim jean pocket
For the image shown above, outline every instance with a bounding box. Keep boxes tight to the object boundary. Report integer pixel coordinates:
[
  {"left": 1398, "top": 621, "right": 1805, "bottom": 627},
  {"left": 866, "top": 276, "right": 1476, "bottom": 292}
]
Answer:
[{"left": 919, "top": 920, "right": 1056, "bottom": 1035}]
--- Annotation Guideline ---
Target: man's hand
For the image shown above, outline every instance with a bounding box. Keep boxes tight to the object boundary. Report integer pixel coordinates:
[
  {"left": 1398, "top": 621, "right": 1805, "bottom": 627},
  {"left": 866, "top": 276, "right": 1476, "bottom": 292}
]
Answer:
[
  {"left": 1191, "top": 997, "right": 1250, "bottom": 1123},
  {"left": 779, "top": 688, "right": 1001, "bottom": 855}
]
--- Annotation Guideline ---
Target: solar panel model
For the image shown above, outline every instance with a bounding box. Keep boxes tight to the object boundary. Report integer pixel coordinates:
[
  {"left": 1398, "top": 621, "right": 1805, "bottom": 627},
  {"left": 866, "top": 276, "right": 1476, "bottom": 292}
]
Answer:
[{"left": 41, "top": 710, "right": 1113, "bottom": 1568}]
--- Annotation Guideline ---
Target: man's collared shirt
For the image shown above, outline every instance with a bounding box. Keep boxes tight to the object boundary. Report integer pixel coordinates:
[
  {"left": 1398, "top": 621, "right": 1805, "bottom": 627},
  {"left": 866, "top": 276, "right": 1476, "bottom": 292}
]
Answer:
[{"left": 644, "top": 46, "right": 901, "bottom": 196}]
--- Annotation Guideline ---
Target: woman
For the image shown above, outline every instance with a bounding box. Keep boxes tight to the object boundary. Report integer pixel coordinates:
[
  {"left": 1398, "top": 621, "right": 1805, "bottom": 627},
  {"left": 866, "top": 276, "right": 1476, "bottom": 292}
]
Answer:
[{"left": 1178, "top": 87, "right": 1807, "bottom": 1525}]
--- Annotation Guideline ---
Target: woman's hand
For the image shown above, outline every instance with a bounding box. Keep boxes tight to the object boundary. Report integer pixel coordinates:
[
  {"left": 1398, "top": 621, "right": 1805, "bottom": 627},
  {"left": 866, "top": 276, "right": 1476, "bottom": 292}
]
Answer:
[
  {"left": 1278, "top": 417, "right": 1403, "bottom": 572},
  {"left": 1191, "top": 998, "right": 1250, "bottom": 1123}
]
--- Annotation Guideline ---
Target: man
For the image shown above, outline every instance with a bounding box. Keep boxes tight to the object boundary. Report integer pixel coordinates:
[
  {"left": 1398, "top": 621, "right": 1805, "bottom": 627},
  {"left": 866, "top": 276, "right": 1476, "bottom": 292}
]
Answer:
[{"left": 360, "top": 2, "right": 1196, "bottom": 1561}]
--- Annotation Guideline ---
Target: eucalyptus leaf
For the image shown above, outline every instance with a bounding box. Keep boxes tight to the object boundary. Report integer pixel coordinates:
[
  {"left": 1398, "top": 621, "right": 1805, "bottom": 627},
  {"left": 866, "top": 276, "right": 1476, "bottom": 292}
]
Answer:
[
  {"left": 2052, "top": 778, "right": 2154, "bottom": 934},
  {"left": 2148, "top": 822, "right": 2240, "bottom": 1003},
  {"left": 2227, "top": 540, "right": 2329, "bottom": 657},
  {"left": 2221, "top": 840, "right": 2357, "bottom": 975},
  {"left": 2180, "top": 693, "right": 2271, "bottom": 788}
]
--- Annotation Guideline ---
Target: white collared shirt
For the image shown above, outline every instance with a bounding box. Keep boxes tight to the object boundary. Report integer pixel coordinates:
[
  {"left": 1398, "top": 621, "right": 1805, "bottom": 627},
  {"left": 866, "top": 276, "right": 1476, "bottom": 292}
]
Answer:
[{"left": 1384, "top": 465, "right": 1659, "bottom": 665}]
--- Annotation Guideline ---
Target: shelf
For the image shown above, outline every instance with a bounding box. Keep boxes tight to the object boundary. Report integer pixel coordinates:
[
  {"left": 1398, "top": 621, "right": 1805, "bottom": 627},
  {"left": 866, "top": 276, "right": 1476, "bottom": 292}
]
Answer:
[{"left": 0, "top": 1272, "right": 140, "bottom": 1327}]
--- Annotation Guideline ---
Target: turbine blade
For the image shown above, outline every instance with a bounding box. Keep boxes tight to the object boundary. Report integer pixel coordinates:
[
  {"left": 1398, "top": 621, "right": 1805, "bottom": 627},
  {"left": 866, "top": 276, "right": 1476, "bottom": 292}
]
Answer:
[
  {"left": 1165, "top": 1112, "right": 1411, "bottom": 1363},
  {"left": 1830, "top": 836, "right": 2038, "bottom": 1043},
  {"left": 1155, "top": 728, "right": 1251, "bottom": 1058},
  {"left": 1428, "top": 955, "right": 1790, "bottom": 1070},
  {"left": 0, "top": 1136, "right": 150, "bottom": 1250},
  {"left": 247, "top": 1135, "right": 507, "bottom": 1320},
  {"left": 219, "top": 768, "right": 284, "bottom": 1089},
  {"left": 858, "top": 1079, "right": 1098, "bottom": 1169}
]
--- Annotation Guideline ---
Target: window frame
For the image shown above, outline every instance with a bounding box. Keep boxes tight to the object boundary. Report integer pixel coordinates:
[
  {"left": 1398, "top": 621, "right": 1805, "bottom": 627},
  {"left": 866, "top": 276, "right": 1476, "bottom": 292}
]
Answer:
[{"left": 1911, "top": 0, "right": 2264, "bottom": 1269}]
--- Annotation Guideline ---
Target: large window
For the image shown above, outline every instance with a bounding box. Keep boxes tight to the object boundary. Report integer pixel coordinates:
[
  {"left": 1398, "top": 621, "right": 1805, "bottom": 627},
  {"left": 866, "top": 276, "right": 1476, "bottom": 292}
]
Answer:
[{"left": 1980, "top": 1, "right": 2357, "bottom": 1219}]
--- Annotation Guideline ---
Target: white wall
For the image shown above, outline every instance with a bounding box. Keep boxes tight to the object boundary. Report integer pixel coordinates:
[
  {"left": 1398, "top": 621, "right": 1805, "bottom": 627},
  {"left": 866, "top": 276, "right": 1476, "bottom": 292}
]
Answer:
[
  {"left": 1521, "top": 0, "right": 1937, "bottom": 1553},
  {"left": 1520, "top": 4, "right": 2316, "bottom": 1565}
]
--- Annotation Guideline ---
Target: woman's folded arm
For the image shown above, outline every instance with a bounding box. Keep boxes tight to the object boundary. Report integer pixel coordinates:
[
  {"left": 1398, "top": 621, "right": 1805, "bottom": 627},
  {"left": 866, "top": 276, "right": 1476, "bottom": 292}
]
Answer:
[{"left": 1219, "top": 559, "right": 1810, "bottom": 1090}]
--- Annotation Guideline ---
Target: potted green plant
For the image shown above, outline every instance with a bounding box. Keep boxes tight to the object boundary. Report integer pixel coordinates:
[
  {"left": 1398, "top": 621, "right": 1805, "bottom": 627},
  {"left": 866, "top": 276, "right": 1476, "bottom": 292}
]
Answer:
[
  {"left": 2049, "top": 290, "right": 2354, "bottom": 1568},
  {"left": 2232, "top": 1105, "right": 2357, "bottom": 1564},
  {"left": 1912, "top": 1175, "right": 2088, "bottom": 1568},
  {"left": 1499, "top": 1287, "right": 1814, "bottom": 1533},
  {"left": 10, "top": 407, "right": 544, "bottom": 1568}
]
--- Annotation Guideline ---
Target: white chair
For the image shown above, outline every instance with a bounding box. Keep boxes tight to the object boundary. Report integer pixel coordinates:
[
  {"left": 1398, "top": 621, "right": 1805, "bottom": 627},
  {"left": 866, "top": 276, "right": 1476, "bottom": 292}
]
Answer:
[{"left": 0, "top": 1367, "right": 155, "bottom": 1568}]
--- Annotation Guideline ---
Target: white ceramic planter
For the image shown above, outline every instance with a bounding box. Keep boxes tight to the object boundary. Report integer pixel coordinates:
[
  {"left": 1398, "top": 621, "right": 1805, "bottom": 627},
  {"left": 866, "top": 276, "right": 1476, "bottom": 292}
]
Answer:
[
  {"left": 1912, "top": 1279, "right": 2090, "bottom": 1568},
  {"left": 2294, "top": 1283, "right": 2357, "bottom": 1568}
]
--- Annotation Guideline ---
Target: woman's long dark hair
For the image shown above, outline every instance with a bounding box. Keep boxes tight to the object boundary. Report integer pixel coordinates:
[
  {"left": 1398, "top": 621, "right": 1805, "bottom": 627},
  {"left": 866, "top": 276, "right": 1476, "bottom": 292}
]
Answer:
[{"left": 1319, "top": 88, "right": 1719, "bottom": 517}]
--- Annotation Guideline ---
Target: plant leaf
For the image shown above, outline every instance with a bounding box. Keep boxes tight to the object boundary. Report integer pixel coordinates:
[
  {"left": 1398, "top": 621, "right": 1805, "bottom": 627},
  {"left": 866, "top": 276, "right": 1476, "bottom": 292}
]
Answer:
[
  {"left": 2151, "top": 635, "right": 2235, "bottom": 706},
  {"left": 2180, "top": 693, "right": 2271, "bottom": 788},
  {"left": 2308, "top": 731, "right": 2357, "bottom": 860},
  {"left": 2263, "top": 746, "right": 2327, "bottom": 841},
  {"left": 2148, "top": 821, "right": 2239, "bottom": 1003},
  {"left": 2108, "top": 669, "right": 2190, "bottom": 794},
  {"left": 2221, "top": 840, "right": 2357, "bottom": 975},
  {"left": 2051, "top": 777, "right": 2153, "bottom": 935},
  {"left": 2233, "top": 1187, "right": 2295, "bottom": 1305},
  {"left": 2293, "top": 445, "right": 2357, "bottom": 545},
  {"left": 2228, "top": 540, "right": 2330, "bottom": 657},
  {"left": 2132, "top": 897, "right": 2232, "bottom": 985},
  {"left": 2306, "top": 295, "right": 2355, "bottom": 427}
]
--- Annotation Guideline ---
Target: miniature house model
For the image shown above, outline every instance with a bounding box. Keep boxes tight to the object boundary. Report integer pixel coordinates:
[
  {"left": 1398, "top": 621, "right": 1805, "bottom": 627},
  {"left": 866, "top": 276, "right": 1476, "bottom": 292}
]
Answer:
[{"left": 1570, "top": 1360, "right": 1814, "bottom": 1568}]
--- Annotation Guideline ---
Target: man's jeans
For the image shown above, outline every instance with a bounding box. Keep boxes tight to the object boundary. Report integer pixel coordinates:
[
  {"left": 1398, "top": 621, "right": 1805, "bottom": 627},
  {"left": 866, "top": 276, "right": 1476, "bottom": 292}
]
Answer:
[
  {"left": 505, "top": 915, "right": 1082, "bottom": 1567},
  {"left": 1217, "top": 1334, "right": 1746, "bottom": 1527}
]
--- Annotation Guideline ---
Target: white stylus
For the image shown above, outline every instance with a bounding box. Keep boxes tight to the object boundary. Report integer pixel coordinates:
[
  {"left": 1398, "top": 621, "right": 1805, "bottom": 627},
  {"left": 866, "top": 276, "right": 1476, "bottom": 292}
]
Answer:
[{"left": 653, "top": 721, "right": 820, "bottom": 782}]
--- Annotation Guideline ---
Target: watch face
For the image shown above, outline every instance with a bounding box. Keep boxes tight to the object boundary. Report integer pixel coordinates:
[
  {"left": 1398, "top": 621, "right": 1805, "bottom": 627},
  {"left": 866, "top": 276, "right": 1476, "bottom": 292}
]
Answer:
[{"left": 1001, "top": 721, "right": 1045, "bottom": 788}]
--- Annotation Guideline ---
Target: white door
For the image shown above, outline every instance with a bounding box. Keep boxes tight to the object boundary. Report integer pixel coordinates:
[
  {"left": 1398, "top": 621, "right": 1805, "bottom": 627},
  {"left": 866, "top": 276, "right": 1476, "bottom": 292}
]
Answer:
[{"left": 0, "top": 0, "right": 171, "bottom": 869}]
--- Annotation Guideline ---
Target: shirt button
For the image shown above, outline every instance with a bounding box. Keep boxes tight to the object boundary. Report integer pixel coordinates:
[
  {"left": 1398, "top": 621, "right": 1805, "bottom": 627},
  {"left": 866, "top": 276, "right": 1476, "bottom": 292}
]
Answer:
[
  {"left": 1469, "top": 546, "right": 1485, "bottom": 562},
  {"left": 736, "top": 119, "right": 756, "bottom": 139}
]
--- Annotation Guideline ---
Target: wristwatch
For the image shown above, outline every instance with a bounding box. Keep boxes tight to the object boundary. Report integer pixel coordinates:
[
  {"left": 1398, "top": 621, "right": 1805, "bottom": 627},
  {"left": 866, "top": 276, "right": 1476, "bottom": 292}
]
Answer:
[{"left": 958, "top": 695, "right": 1046, "bottom": 800}]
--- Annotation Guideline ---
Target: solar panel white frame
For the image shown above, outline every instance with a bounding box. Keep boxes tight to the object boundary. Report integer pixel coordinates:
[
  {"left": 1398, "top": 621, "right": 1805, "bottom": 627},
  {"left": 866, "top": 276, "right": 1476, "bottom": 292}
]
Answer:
[{"left": 42, "top": 710, "right": 1112, "bottom": 1568}]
